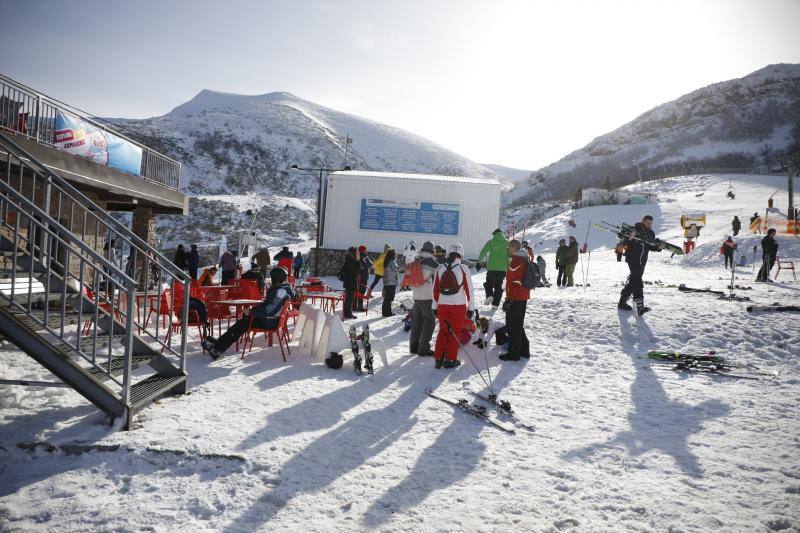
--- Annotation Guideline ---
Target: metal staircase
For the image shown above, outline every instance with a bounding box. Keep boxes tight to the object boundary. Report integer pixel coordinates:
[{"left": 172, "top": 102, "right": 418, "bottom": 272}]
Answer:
[{"left": 0, "top": 132, "right": 192, "bottom": 428}]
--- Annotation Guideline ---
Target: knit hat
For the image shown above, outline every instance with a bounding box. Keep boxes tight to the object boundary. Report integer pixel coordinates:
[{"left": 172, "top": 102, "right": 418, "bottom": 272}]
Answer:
[
  {"left": 384, "top": 243, "right": 391, "bottom": 251},
  {"left": 358, "top": 245, "right": 367, "bottom": 253},
  {"left": 492, "top": 228, "right": 502, "bottom": 235},
  {"left": 270, "top": 266, "right": 288, "bottom": 285},
  {"left": 421, "top": 241, "right": 434, "bottom": 253}
]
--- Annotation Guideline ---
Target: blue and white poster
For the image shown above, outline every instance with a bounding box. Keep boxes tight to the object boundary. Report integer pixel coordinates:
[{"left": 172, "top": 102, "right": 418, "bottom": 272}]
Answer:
[
  {"left": 54, "top": 111, "right": 143, "bottom": 176},
  {"left": 359, "top": 198, "right": 460, "bottom": 235}
]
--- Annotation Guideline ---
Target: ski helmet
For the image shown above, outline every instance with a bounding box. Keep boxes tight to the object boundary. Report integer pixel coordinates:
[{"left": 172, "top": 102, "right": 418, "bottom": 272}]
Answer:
[{"left": 448, "top": 243, "right": 464, "bottom": 258}]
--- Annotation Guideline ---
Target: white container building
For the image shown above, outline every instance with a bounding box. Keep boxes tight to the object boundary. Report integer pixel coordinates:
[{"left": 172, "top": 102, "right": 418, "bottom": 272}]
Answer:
[{"left": 320, "top": 170, "right": 501, "bottom": 259}]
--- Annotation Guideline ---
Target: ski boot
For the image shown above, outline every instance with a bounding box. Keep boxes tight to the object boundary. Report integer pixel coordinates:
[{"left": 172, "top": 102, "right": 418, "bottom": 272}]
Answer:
[
  {"left": 443, "top": 359, "right": 462, "bottom": 369},
  {"left": 435, "top": 358, "right": 444, "bottom": 369}
]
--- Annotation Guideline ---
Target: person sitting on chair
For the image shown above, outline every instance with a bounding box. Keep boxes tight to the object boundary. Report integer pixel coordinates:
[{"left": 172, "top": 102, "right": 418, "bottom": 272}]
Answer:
[
  {"left": 241, "top": 261, "right": 266, "bottom": 293},
  {"left": 198, "top": 266, "right": 218, "bottom": 286},
  {"left": 201, "top": 267, "right": 294, "bottom": 360}
]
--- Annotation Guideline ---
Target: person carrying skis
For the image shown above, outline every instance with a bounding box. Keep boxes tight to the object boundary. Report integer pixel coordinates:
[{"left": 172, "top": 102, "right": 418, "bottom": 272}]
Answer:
[
  {"left": 618, "top": 214, "right": 665, "bottom": 314},
  {"left": 565, "top": 236, "right": 579, "bottom": 287},
  {"left": 187, "top": 244, "right": 200, "bottom": 279},
  {"left": 536, "top": 255, "right": 549, "bottom": 286},
  {"left": 356, "top": 245, "right": 372, "bottom": 311},
  {"left": 756, "top": 228, "right": 779, "bottom": 282},
  {"left": 340, "top": 246, "right": 360, "bottom": 319},
  {"left": 201, "top": 267, "right": 295, "bottom": 360},
  {"left": 432, "top": 243, "right": 475, "bottom": 369},
  {"left": 478, "top": 229, "right": 509, "bottom": 307},
  {"left": 367, "top": 244, "right": 390, "bottom": 297},
  {"left": 500, "top": 240, "right": 531, "bottom": 361},
  {"left": 555, "top": 238, "right": 567, "bottom": 287},
  {"left": 732, "top": 216, "right": 741, "bottom": 237},
  {"left": 292, "top": 251, "right": 304, "bottom": 279},
  {"left": 381, "top": 248, "right": 399, "bottom": 317},
  {"left": 409, "top": 241, "right": 440, "bottom": 357},
  {"left": 721, "top": 236, "right": 737, "bottom": 269}
]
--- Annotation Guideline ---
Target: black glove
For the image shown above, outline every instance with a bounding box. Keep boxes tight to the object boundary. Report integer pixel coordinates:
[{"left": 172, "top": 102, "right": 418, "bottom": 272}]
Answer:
[
  {"left": 433, "top": 309, "right": 438, "bottom": 317},
  {"left": 475, "top": 261, "right": 482, "bottom": 272},
  {"left": 467, "top": 309, "right": 474, "bottom": 319},
  {"left": 502, "top": 299, "right": 511, "bottom": 312}
]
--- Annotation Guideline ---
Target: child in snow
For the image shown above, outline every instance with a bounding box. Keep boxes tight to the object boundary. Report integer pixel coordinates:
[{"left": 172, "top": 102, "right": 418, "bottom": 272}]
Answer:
[{"left": 536, "top": 255, "right": 548, "bottom": 285}]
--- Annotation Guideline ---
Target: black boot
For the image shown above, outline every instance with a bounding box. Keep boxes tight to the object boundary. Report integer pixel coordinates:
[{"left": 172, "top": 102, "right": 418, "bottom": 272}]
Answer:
[
  {"left": 618, "top": 302, "right": 632, "bottom": 311},
  {"left": 435, "top": 358, "right": 444, "bottom": 369},
  {"left": 443, "top": 359, "right": 462, "bottom": 369}
]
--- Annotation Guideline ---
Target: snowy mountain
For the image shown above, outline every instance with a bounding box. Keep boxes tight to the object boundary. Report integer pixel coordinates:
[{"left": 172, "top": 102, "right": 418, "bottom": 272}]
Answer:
[
  {"left": 117, "top": 90, "right": 510, "bottom": 251},
  {"left": 482, "top": 163, "right": 533, "bottom": 183},
  {"left": 507, "top": 64, "right": 800, "bottom": 206}
]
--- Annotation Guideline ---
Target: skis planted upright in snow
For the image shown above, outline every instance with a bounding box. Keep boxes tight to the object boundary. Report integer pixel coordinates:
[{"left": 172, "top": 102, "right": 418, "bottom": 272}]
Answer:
[
  {"left": 426, "top": 389, "right": 515, "bottom": 434},
  {"left": 349, "top": 325, "right": 362, "bottom": 375}
]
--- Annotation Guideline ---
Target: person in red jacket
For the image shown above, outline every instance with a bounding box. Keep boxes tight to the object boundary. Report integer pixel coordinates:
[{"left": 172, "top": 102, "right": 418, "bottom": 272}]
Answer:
[
  {"left": 432, "top": 243, "right": 475, "bottom": 369},
  {"left": 500, "top": 239, "right": 530, "bottom": 361}
]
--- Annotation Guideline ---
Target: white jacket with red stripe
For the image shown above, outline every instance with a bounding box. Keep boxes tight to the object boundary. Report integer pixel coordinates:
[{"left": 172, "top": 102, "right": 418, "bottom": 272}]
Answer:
[{"left": 432, "top": 259, "right": 475, "bottom": 311}]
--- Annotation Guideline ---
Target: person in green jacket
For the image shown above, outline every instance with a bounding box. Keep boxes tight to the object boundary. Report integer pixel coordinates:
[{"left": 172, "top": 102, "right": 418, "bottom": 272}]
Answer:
[
  {"left": 478, "top": 229, "right": 509, "bottom": 307},
  {"left": 555, "top": 239, "right": 567, "bottom": 287},
  {"left": 565, "top": 236, "right": 579, "bottom": 287}
]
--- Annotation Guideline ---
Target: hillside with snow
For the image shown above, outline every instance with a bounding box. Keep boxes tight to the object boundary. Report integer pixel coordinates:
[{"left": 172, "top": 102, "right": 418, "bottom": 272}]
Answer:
[
  {"left": 117, "top": 90, "right": 510, "bottom": 251},
  {"left": 2, "top": 173, "right": 798, "bottom": 531},
  {"left": 507, "top": 64, "right": 800, "bottom": 206}
]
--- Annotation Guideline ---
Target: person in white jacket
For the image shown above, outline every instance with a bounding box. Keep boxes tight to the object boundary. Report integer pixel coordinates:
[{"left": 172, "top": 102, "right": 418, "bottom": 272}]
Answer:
[
  {"left": 432, "top": 243, "right": 475, "bottom": 369},
  {"left": 409, "top": 241, "right": 439, "bottom": 357}
]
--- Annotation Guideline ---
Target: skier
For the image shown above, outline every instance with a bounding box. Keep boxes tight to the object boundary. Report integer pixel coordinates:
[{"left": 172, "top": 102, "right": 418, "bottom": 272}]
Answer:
[
  {"left": 187, "top": 244, "right": 200, "bottom": 279},
  {"left": 478, "top": 228, "right": 509, "bottom": 307},
  {"left": 721, "top": 236, "right": 737, "bottom": 269},
  {"left": 536, "top": 255, "right": 549, "bottom": 286},
  {"left": 356, "top": 245, "right": 372, "bottom": 311},
  {"left": 201, "top": 267, "right": 295, "bottom": 360},
  {"left": 555, "top": 238, "right": 567, "bottom": 287},
  {"left": 219, "top": 249, "right": 237, "bottom": 285},
  {"left": 565, "top": 236, "right": 579, "bottom": 287},
  {"left": 273, "top": 246, "right": 294, "bottom": 273},
  {"left": 618, "top": 215, "right": 666, "bottom": 314},
  {"left": 409, "top": 241, "right": 440, "bottom": 357},
  {"left": 340, "top": 246, "right": 360, "bottom": 319},
  {"left": 381, "top": 247, "right": 399, "bottom": 317},
  {"left": 732, "top": 216, "right": 741, "bottom": 237},
  {"left": 292, "top": 251, "right": 304, "bottom": 279},
  {"left": 367, "top": 244, "right": 390, "bottom": 297},
  {"left": 241, "top": 260, "right": 266, "bottom": 293},
  {"left": 756, "top": 228, "right": 779, "bottom": 282},
  {"left": 500, "top": 239, "right": 531, "bottom": 361},
  {"left": 173, "top": 244, "right": 188, "bottom": 272},
  {"left": 432, "top": 243, "right": 475, "bottom": 369}
]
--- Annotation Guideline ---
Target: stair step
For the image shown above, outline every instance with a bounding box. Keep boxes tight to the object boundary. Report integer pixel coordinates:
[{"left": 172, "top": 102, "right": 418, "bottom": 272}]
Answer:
[
  {"left": 85, "top": 353, "right": 156, "bottom": 382},
  {"left": 130, "top": 373, "right": 186, "bottom": 409},
  {"left": 12, "top": 310, "right": 81, "bottom": 330}
]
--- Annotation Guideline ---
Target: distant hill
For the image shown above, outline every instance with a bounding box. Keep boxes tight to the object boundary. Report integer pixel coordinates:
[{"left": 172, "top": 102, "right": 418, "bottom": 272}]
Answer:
[{"left": 482, "top": 163, "right": 533, "bottom": 184}]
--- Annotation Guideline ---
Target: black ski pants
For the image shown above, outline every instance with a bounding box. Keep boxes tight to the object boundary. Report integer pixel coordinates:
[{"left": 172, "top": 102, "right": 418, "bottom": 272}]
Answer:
[
  {"left": 724, "top": 249, "right": 734, "bottom": 269},
  {"left": 505, "top": 300, "right": 529, "bottom": 358},
  {"left": 382, "top": 285, "right": 396, "bottom": 316},
  {"left": 483, "top": 270, "right": 506, "bottom": 306},
  {"left": 620, "top": 261, "right": 645, "bottom": 308},
  {"left": 215, "top": 315, "right": 278, "bottom": 354},
  {"left": 556, "top": 265, "right": 567, "bottom": 286},
  {"left": 409, "top": 299, "right": 435, "bottom": 353},
  {"left": 343, "top": 288, "right": 356, "bottom": 318},
  {"left": 757, "top": 253, "right": 776, "bottom": 281}
]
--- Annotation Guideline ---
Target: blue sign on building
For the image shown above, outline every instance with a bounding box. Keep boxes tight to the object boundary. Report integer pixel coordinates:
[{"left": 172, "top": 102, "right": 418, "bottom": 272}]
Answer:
[{"left": 359, "top": 198, "right": 460, "bottom": 236}]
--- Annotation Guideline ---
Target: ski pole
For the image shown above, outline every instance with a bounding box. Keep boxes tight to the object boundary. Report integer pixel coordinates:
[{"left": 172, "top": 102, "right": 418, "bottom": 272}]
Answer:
[
  {"left": 751, "top": 245, "right": 757, "bottom": 281},
  {"left": 444, "top": 319, "right": 494, "bottom": 395},
  {"left": 475, "top": 310, "right": 494, "bottom": 395}
]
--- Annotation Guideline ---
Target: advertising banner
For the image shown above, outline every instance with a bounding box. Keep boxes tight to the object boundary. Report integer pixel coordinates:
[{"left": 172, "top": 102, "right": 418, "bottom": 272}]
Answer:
[
  {"left": 359, "top": 198, "right": 459, "bottom": 235},
  {"left": 54, "top": 110, "right": 142, "bottom": 176}
]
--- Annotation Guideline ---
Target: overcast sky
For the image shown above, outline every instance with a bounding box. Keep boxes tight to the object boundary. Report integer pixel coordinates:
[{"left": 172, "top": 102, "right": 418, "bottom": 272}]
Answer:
[{"left": 1, "top": 0, "right": 798, "bottom": 170}]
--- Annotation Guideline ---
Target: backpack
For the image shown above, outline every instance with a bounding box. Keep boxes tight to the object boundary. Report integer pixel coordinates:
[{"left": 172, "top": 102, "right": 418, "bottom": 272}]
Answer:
[
  {"left": 439, "top": 264, "right": 463, "bottom": 296},
  {"left": 522, "top": 259, "right": 542, "bottom": 290}
]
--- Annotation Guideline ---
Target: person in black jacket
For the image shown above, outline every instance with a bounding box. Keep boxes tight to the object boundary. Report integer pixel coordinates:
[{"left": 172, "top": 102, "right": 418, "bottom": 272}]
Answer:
[
  {"left": 241, "top": 261, "right": 266, "bottom": 293},
  {"left": 618, "top": 215, "right": 665, "bottom": 314},
  {"left": 356, "top": 245, "right": 372, "bottom": 311},
  {"left": 187, "top": 244, "right": 200, "bottom": 279},
  {"left": 756, "top": 228, "right": 779, "bottom": 282},
  {"left": 731, "top": 216, "right": 741, "bottom": 237},
  {"left": 340, "top": 247, "right": 360, "bottom": 319},
  {"left": 173, "top": 244, "right": 188, "bottom": 272}
]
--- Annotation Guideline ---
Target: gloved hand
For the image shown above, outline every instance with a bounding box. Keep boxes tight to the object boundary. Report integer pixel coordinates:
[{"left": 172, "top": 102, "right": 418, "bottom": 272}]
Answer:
[
  {"left": 502, "top": 299, "right": 511, "bottom": 312},
  {"left": 475, "top": 261, "right": 482, "bottom": 272},
  {"left": 433, "top": 308, "right": 438, "bottom": 317},
  {"left": 467, "top": 309, "right": 474, "bottom": 319}
]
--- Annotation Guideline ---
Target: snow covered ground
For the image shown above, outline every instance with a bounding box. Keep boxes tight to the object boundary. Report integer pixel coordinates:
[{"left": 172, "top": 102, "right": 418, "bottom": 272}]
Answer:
[{"left": 1, "top": 175, "right": 799, "bottom": 531}]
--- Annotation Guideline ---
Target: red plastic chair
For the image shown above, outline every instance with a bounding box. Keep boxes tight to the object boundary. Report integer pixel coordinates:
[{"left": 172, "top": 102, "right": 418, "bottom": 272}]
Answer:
[
  {"left": 239, "top": 279, "right": 262, "bottom": 300},
  {"left": 164, "top": 282, "right": 206, "bottom": 349},
  {"left": 81, "top": 287, "right": 122, "bottom": 336},
  {"left": 144, "top": 289, "right": 173, "bottom": 330},
  {"left": 241, "top": 300, "right": 291, "bottom": 360}
]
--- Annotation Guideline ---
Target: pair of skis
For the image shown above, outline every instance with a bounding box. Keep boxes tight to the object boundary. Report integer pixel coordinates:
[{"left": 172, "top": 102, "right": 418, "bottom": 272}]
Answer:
[
  {"left": 647, "top": 350, "right": 780, "bottom": 380},
  {"left": 594, "top": 221, "right": 683, "bottom": 256},
  {"left": 426, "top": 386, "right": 538, "bottom": 434},
  {"left": 348, "top": 324, "right": 374, "bottom": 375}
]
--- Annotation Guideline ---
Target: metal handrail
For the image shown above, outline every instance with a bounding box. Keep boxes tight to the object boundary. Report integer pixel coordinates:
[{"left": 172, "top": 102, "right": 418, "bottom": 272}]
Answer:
[{"left": 0, "top": 73, "right": 181, "bottom": 190}]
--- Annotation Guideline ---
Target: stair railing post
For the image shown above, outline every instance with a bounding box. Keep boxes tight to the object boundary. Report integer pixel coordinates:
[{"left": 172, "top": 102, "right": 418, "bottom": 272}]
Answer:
[
  {"left": 35, "top": 95, "right": 42, "bottom": 142},
  {"left": 121, "top": 280, "right": 136, "bottom": 406},
  {"left": 180, "top": 277, "right": 189, "bottom": 373}
]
